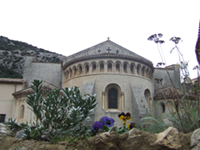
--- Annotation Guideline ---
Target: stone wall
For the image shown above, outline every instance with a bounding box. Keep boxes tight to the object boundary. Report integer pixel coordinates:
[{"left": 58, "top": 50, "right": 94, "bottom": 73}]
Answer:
[
  {"left": 23, "top": 56, "right": 62, "bottom": 88},
  {"left": 154, "top": 65, "right": 180, "bottom": 90},
  {"left": 0, "top": 79, "right": 25, "bottom": 122}
]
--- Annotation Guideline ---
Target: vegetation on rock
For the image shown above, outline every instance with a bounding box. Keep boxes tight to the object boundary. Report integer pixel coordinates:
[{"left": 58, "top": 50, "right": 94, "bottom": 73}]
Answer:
[
  {"left": 0, "top": 36, "right": 65, "bottom": 78},
  {"left": 0, "top": 64, "right": 22, "bottom": 78}
]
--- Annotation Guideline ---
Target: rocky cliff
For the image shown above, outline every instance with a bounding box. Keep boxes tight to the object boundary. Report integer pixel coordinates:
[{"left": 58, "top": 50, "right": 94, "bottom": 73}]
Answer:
[{"left": 0, "top": 36, "right": 66, "bottom": 77}]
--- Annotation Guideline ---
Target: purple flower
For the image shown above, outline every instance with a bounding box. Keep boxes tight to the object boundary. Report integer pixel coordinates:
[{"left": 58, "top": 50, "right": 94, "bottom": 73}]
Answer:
[
  {"left": 91, "top": 121, "right": 103, "bottom": 134},
  {"left": 129, "top": 122, "right": 136, "bottom": 129},
  {"left": 100, "top": 116, "right": 115, "bottom": 127}
]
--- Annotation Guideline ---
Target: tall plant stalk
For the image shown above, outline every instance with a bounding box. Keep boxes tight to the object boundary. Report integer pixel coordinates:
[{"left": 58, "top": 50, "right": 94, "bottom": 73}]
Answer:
[{"left": 147, "top": 33, "right": 200, "bottom": 133}]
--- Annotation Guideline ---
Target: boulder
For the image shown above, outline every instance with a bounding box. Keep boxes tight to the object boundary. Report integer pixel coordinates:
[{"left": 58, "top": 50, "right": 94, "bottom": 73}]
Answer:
[
  {"left": 151, "top": 127, "right": 181, "bottom": 149},
  {"left": 0, "top": 123, "right": 12, "bottom": 136},
  {"left": 16, "top": 130, "right": 25, "bottom": 139},
  {"left": 190, "top": 128, "right": 200, "bottom": 150}
]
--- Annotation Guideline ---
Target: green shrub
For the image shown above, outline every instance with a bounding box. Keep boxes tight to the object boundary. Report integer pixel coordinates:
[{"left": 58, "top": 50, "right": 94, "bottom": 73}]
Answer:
[
  {"left": 2, "top": 51, "right": 8, "bottom": 56},
  {"left": 0, "top": 64, "right": 22, "bottom": 78},
  {"left": 26, "top": 80, "right": 97, "bottom": 141}
]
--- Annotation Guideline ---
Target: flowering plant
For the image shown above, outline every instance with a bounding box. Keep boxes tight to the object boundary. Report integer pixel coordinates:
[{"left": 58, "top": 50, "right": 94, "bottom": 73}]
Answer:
[
  {"left": 118, "top": 112, "right": 131, "bottom": 125},
  {"left": 117, "top": 112, "right": 135, "bottom": 133},
  {"left": 91, "top": 116, "right": 115, "bottom": 135}
]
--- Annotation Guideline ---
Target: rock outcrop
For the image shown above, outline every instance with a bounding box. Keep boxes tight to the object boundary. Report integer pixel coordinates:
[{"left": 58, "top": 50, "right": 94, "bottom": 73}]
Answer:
[{"left": 0, "top": 126, "right": 194, "bottom": 150}]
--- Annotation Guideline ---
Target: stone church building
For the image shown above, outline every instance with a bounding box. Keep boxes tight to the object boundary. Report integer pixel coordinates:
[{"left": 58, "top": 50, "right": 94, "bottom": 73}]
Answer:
[{"left": 0, "top": 39, "right": 180, "bottom": 126}]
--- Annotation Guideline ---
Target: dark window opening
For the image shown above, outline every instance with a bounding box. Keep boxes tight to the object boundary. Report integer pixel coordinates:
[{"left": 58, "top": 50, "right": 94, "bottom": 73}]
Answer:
[
  {"left": 108, "top": 88, "right": 118, "bottom": 108},
  {"left": 0, "top": 114, "right": 6, "bottom": 122},
  {"left": 100, "top": 63, "right": 104, "bottom": 72},
  {"left": 108, "top": 63, "right": 112, "bottom": 72},
  {"left": 85, "top": 65, "right": 89, "bottom": 74},
  {"left": 123, "top": 64, "right": 127, "bottom": 73},
  {"left": 79, "top": 66, "right": 82, "bottom": 75},
  {"left": 116, "top": 64, "right": 120, "bottom": 72},
  {"left": 137, "top": 65, "right": 140, "bottom": 75},
  {"left": 74, "top": 68, "right": 77, "bottom": 76},
  {"left": 130, "top": 64, "right": 134, "bottom": 74},
  {"left": 161, "top": 103, "right": 165, "bottom": 113},
  {"left": 92, "top": 64, "right": 97, "bottom": 73}
]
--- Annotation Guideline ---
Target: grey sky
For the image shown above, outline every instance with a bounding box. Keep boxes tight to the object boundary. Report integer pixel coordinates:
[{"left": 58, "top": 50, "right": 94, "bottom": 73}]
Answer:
[{"left": 0, "top": 0, "right": 199, "bottom": 79}]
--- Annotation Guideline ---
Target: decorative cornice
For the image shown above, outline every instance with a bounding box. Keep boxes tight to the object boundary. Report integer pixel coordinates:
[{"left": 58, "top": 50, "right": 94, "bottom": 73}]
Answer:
[{"left": 62, "top": 53, "right": 154, "bottom": 70}]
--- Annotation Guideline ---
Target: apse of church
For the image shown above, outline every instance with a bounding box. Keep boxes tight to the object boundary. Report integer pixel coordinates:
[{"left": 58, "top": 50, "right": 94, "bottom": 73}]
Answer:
[{"left": 1, "top": 39, "right": 180, "bottom": 126}]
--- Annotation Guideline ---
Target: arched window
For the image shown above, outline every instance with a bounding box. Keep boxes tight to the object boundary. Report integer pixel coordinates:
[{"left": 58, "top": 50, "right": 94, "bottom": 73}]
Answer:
[
  {"left": 146, "top": 68, "right": 149, "bottom": 78},
  {"left": 20, "top": 105, "right": 25, "bottom": 119},
  {"left": 92, "top": 63, "right": 97, "bottom": 73},
  {"left": 137, "top": 64, "right": 141, "bottom": 75},
  {"left": 108, "top": 63, "right": 112, "bottom": 72},
  {"left": 85, "top": 64, "right": 89, "bottom": 74},
  {"left": 116, "top": 63, "right": 120, "bottom": 73},
  {"left": 142, "top": 66, "right": 145, "bottom": 76},
  {"left": 144, "top": 89, "right": 151, "bottom": 108},
  {"left": 123, "top": 63, "right": 127, "bottom": 73},
  {"left": 103, "top": 84, "right": 124, "bottom": 111},
  {"left": 160, "top": 102, "right": 165, "bottom": 113},
  {"left": 73, "top": 67, "right": 77, "bottom": 76},
  {"left": 100, "top": 63, "right": 104, "bottom": 72},
  {"left": 78, "top": 65, "right": 82, "bottom": 75},
  {"left": 69, "top": 68, "right": 72, "bottom": 78},
  {"left": 65, "top": 70, "right": 69, "bottom": 79},
  {"left": 108, "top": 88, "right": 118, "bottom": 108},
  {"left": 130, "top": 63, "right": 134, "bottom": 74}
]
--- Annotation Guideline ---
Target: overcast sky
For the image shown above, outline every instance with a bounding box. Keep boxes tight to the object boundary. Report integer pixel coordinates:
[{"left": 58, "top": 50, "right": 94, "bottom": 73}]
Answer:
[{"left": 0, "top": 0, "right": 199, "bottom": 79}]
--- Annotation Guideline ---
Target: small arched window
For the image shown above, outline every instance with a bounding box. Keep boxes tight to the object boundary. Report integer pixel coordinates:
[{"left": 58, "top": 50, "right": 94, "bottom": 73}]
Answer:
[
  {"left": 108, "top": 88, "right": 118, "bottom": 109},
  {"left": 92, "top": 63, "right": 97, "bottom": 73},
  {"left": 85, "top": 64, "right": 89, "bottom": 74},
  {"left": 100, "top": 63, "right": 104, "bottom": 72},
  {"left": 142, "top": 66, "right": 145, "bottom": 76},
  {"left": 160, "top": 102, "right": 165, "bottom": 113},
  {"left": 78, "top": 65, "right": 82, "bottom": 75},
  {"left": 146, "top": 68, "right": 149, "bottom": 78},
  {"left": 116, "top": 63, "right": 120, "bottom": 73},
  {"left": 65, "top": 70, "right": 69, "bottom": 79},
  {"left": 130, "top": 64, "right": 134, "bottom": 74},
  {"left": 144, "top": 89, "right": 151, "bottom": 108},
  {"left": 123, "top": 64, "right": 127, "bottom": 73},
  {"left": 74, "top": 67, "right": 77, "bottom": 76},
  {"left": 69, "top": 68, "right": 72, "bottom": 78},
  {"left": 137, "top": 65, "right": 141, "bottom": 75},
  {"left": 108, "top": 63, "right": 112, "bottom": 72}
]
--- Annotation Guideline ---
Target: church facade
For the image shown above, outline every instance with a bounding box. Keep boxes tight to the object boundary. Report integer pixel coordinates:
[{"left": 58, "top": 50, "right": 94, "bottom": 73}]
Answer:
[{"left": 0, "top": 39, "right": 180, "bottom": 126}]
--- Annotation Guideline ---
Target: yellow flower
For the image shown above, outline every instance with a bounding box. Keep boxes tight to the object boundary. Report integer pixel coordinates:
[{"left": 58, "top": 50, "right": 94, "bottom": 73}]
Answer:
[
  {"left": 119, "top": 115, "right": 124, "bottom": 120},
  {"left": 127, "top": 123, "right": 130, "bottom": 129},
  {"left": 126, "top": 116, "right": 131, "bottom": 120}
]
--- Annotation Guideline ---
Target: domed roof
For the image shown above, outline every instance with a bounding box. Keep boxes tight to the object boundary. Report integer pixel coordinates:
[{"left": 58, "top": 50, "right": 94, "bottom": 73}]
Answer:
[{"left": 62, "top": 39, "right": 153, "bottom": 68}]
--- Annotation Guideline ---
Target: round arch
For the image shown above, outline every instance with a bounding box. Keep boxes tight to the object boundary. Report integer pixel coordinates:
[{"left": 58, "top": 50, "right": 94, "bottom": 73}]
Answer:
[{"left": 103, "top": 83, "right": 124, "bottom": 111}]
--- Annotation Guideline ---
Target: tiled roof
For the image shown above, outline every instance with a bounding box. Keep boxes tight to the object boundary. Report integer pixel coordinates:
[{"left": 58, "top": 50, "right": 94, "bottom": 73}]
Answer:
[
  {"left": 154, "top": 86, "right": 196, "bottom": 100},
  {"left": 62, "top": 39, "right": 153, "bottom": 67},
  {"left": 0, "top": 78, "right": 25, "bottom": 84}
]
